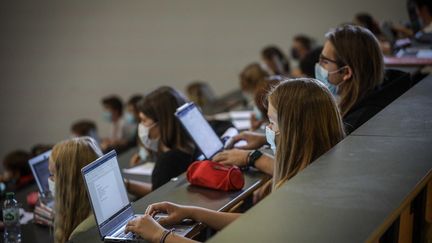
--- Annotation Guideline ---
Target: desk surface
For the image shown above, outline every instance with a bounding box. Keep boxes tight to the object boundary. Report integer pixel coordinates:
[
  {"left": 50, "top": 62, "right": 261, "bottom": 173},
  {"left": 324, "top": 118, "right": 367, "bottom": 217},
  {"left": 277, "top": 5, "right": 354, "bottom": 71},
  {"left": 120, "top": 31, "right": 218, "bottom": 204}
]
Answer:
[
  {"left": 384, "top": 56, "right": 432, "bottom": 67},
  {"left": 353, "top": 74, "right": 432, "bottom": 138},
  {"left": 209, "top": 135, "right": 432, "bottom": 243},
  {"left": 71, "top": 169, "right": 269, "bottom": 243}
]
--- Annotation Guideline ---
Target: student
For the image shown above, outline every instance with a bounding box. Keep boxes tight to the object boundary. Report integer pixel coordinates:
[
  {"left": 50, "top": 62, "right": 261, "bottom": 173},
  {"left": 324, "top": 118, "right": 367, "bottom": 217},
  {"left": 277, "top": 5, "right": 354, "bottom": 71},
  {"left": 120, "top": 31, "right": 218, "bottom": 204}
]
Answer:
[
  {"left": 185, "top": 81, "right": 216, "bottom": 108},
  {"left": 298, "top": 46, "right": 323, "bottom": 78},
  {"left": 249, "top": 76, "right": 282, "bottom": 131},
  {"left": 100, "top": 95, "right": 135, "bottom": 151},
  {"left": 315, "top": 24, "right": 410, "bottom": 134},
  {"left": 353, "top": 13, "right": 392, "bottom": 55},
  {"left": 124, "top": 87, "right": 196, "bottom": 197},
  {"left": 291, "top": 34, "right": 313, "bottom": 61},
  {"left": 239, "top": 63, "right": 269, "bottom": 105},
  {"left": 261, "top": 46, "right": 291, "bottom": 76},
  {"left": 290, "top": 35, "right": 316, "bottom": 77},
  {"left": 413, "top": 0, "right": 432, "bottom": 33},
  {"left": 123, "top": 78, "right": 346, "bottom": 243},
  {"left": 70, "top": 120, "right": 100, "bottom": 144},
  {"left": 48, "top": 137, "right": 103, "bottom": 243},
  {"left": 125, "top": 95, "right": 143, "bottom": 125},
  {"left": 0, "top": 150, "right": 33, "bottom": 191}
]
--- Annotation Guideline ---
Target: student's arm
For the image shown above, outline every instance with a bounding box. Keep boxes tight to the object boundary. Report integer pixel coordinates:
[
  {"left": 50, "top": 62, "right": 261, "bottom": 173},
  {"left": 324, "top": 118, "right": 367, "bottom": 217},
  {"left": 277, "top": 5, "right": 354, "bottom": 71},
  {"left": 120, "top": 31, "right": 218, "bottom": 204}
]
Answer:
[
  {"left": 145, "top": 202, "right": 240, "bottom": 231},
  {"left": 187, "top": 206, "right": 240, "bottom": 231},
  {"left": 125, "top": 179, "right": 152, "bottom": 198},
  {"left": 213, "top": 149, "right": 274, "bottom": 175},
  {"left": 125, "top": 214, "right": 198, "bottom": 243},
  {"left": 225, "top": 131, "right": 267, "bottom": 150}
]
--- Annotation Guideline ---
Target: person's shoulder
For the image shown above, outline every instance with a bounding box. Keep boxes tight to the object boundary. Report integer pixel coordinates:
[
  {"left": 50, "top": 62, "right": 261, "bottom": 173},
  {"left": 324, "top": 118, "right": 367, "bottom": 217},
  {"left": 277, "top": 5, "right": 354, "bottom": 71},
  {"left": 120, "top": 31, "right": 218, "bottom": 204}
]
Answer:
[{"left": 69, "top": 214, "right": 96, "bottom": 241}]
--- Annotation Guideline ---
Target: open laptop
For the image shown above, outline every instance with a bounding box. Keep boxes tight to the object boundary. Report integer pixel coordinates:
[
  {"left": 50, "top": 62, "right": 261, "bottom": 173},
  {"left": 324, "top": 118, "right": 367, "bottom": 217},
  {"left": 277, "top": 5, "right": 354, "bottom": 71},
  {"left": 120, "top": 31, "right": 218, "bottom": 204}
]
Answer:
[
  {"left": 28, "top": 150, "right": 52, "bottom": 196},
  {"left": 82, "top": 150, "right": 194, "bottom": 242},
  {"left": 175, "top": 102, "right": 225, "bottom": 160}
]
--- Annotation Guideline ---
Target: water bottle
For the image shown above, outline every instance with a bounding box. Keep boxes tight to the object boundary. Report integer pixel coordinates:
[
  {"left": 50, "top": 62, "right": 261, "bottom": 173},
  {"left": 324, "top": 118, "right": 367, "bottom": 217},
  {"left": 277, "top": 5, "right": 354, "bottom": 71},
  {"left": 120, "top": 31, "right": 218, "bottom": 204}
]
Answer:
[{"left": 3, "top": 192, "right": 21, "bottom": 243}]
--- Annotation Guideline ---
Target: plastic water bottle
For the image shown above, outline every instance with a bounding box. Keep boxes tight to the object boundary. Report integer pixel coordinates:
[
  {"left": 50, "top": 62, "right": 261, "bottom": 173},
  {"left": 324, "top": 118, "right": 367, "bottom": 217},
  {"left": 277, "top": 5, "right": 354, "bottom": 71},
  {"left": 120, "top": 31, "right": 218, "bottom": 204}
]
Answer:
[{"left": 3, "top": 192, "right": 21, "bottom": 243}]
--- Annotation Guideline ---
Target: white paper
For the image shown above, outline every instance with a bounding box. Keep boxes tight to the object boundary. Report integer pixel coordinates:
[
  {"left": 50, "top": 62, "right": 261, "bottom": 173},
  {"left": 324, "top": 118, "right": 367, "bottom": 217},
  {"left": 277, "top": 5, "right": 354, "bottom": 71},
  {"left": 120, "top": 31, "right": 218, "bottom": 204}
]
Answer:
[
  {"left": 122, "top": 162, "right": 155, "bottom": 176},
  {"left": 211, "top": 112, "right": 230, "bottom": 120},
  {"left": 19, "top": 208, "right": 34, "bottom": 225},
  {"left": 229, "top": 111, "right": 253, "bottom": 120},
  {"left": 232, "top": 120, "right": 251, "bottom": 130},
  {"left": 417, "top": 50, "right": 432, "bottom": 59}
]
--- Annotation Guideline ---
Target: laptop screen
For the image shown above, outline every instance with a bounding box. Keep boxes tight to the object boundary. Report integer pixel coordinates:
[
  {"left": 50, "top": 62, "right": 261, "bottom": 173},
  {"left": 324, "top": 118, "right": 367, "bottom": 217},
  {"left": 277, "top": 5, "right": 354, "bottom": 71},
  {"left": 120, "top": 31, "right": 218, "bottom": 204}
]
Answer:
[
  {"left": 82, "top": 151, "right": 129, "bottom": 227},
  {"left": 175, "top": 102, "right": 224, "bottom": 159},
  {"left": 28, "top": 150, "right": 51, "bottom": 194}
]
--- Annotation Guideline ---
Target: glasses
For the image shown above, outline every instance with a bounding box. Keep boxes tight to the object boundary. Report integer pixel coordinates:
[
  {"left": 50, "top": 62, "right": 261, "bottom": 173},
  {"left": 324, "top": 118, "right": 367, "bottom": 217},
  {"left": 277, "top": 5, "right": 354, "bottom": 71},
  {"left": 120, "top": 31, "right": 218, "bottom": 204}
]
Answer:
[{"left": 319, "top": 54, "right": 345, "bottom": 67}]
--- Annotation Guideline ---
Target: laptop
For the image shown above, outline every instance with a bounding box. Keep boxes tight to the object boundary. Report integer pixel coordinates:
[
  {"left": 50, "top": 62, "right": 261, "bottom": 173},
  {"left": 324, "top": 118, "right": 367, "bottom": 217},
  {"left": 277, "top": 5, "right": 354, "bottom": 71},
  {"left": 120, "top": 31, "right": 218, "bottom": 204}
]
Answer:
[
  {"left": 82, "top": 150, "right": 194, "bottom": 242},
  {"left": 175, "top": 102, "right": 225, "bottom": 160},
  {"left": 28, "top": 150, "right": 52, "bottom": 196}
]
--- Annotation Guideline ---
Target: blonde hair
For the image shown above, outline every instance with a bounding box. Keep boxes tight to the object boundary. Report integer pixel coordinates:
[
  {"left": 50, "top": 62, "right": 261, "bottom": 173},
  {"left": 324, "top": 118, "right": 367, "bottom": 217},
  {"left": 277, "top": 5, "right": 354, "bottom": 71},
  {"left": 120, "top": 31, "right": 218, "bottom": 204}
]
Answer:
[
  {"left": 269, "top": 78, "right": 345, "bottom": 189},
  {"left": 51, "top": 137, "right": 102, "bottom": 243},
  {"left": 239, "top": 63, "right": 269, "bottom": 93},
  {"left": 325, "top": 25, "right": 384, "bottom": 116}
]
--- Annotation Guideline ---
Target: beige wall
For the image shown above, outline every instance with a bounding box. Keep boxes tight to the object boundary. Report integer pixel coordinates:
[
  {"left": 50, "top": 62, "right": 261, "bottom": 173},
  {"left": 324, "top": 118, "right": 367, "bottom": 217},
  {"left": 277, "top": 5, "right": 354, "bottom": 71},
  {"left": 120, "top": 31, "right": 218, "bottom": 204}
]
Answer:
[{"left": 0, "top": 0, "right": 408, "bottom": 161}]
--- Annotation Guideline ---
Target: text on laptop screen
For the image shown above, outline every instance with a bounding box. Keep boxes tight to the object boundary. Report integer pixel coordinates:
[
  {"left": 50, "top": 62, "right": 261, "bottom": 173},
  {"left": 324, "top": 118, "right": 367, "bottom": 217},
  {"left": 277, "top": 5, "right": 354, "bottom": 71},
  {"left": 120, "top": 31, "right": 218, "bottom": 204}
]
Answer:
[
  {"left": 84, "top": 155, "right": 129, "bottom": 224},
  {"left": 176, "top": 103, "right": 223, "bottom": 159}
]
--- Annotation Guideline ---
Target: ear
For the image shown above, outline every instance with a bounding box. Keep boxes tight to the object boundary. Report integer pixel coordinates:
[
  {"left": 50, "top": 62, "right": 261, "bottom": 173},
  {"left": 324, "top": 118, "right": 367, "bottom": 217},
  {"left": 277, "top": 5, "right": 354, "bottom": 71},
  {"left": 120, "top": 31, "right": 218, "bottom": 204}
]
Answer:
[{"left": 341, "top": 66, "right": 353, "bottom": 81}]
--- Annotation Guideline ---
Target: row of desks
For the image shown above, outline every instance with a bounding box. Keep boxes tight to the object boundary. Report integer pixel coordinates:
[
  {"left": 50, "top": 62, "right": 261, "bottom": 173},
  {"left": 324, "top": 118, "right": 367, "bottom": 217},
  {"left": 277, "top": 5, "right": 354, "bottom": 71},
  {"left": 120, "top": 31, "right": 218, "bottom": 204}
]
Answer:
[
  {"left": 20, "top": 146, "right": 269, "bottom": 243},
  {"left": 209, "top": 75, "right": 432, "bottom": 242}
]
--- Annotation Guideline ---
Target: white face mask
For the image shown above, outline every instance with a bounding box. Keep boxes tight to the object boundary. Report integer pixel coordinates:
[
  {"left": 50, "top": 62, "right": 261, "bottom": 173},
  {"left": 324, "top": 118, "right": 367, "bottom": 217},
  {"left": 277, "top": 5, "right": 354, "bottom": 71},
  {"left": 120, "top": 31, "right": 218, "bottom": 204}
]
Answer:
[
  {"left": 265, "top": 126, "right": 277, "bottom": 154},
  {"left": 48, "top": 177, "right": 55, "bottom": 197},
  {"left": 138, "top": 146, "right": 148, "bottom": 161},
  {"left": 138, "top": 123, "right": 159, "bottom": 152}
]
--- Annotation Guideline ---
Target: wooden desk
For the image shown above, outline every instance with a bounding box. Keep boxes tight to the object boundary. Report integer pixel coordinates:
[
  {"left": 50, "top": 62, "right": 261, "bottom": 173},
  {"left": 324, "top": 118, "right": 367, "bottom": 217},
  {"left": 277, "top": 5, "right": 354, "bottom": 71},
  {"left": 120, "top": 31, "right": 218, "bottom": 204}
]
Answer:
[{"left": 71, "top": 169, "right": 269, "bottom": 243}]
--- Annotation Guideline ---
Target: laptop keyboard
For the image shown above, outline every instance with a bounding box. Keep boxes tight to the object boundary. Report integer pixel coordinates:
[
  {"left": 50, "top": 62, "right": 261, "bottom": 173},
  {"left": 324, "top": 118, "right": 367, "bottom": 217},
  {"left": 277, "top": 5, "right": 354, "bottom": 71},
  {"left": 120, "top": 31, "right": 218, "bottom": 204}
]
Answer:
[{"left": 115, "top": 230, "right": 135, "bottom": 239}]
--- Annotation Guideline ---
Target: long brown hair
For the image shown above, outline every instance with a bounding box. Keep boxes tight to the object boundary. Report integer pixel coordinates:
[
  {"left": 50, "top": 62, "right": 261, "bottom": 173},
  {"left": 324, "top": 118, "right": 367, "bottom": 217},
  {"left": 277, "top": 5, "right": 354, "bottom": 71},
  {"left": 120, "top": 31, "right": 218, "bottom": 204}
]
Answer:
[
  {"left": 269, "top": 78, "right": 345, "bottom": 189},
  {"left": 325, "top": 25, "right": 384, "bottom": 116},
  {"left": 138, "top": 86, "right": 194, "bottom": 154},
  {"left": 51, "top": 137, "right": 102, "bottom": 243}
]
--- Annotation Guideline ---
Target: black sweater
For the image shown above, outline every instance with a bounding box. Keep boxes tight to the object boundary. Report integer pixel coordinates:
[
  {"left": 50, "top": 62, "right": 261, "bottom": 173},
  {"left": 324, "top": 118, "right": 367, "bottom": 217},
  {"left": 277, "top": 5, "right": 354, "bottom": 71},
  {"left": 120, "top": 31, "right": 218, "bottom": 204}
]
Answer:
[
  {"left": 344, "top": 69, "right": 412, "bottom": 134},
  {"left": 151, "top": 149, "right": 194, "bottom": 190}
]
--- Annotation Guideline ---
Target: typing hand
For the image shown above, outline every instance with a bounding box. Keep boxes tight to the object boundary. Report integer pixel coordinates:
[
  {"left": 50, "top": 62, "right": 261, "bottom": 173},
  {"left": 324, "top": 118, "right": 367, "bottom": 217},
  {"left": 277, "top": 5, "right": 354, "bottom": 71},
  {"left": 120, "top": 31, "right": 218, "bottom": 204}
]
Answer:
[
  {"left": 125, "top": 215, "right": 165, "bottom": 243},
  {"left": 145, "top": 202, "right": 189, "bottom": 226},
  {"left": 226, "top": 131, "right": 266, "bottom": 150},
  {"left": 213, "top": 149, "right": 249, "bottom": 167}
]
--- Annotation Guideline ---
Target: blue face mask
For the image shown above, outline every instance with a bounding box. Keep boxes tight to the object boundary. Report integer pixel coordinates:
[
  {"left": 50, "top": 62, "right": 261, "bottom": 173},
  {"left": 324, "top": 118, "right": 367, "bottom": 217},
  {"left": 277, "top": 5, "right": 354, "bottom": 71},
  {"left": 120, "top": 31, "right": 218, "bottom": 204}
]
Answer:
[
  {"left": 253, "top": 105, "right": 263, "bottom": 121},
  {"left": 315, "top": 63, "right": 339, "bottom": 96},
  {"left": 103, "top": 111, "right": 112, "bottom": 122},
  {"left": 125, "top": 112, "right": 136, "bottom": 125},
  {"left": 265, "top": 126, "right": 277, "bottom": 154}
]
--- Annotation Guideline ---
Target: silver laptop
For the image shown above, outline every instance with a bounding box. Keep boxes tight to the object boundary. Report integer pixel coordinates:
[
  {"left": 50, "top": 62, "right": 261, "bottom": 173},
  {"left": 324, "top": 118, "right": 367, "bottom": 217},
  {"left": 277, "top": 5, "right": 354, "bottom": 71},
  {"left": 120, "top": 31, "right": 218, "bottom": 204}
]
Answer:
[
  {"left": 175, "top": 102, "right": 225, "bottom": 160},
  {"left": 82, "top": 150, "right": 194, "bottom": 242},
  {"left": 28, "top": 150, "right": 52, "bottom": 195}
]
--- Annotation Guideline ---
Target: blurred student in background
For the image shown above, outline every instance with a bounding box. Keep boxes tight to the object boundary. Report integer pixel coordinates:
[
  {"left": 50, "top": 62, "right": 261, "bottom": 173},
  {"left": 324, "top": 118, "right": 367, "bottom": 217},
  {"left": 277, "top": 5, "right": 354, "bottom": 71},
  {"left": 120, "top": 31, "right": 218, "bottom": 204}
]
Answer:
[
  {"left": 0, "top": 150, "right": 33, "bottom": 191},
  {"left": 100, "top": 95, "right": 136, "bottom": 152},
  {"left": 240, "top": 63, "right": 269, "bottom": 106},
  {"left": 413, "top": 0, "right": 432, "bottom": 33},
  {"left": 291, "top": 35, "right": 313, "bottom": 61},
  {"left": 70, "top": 120, "right": 100, "bottom": 144},
  {"left": 353, "top": 13, "right": 392, "bottom": 55},
  {"left": 261, "top": 46, "right": 291, "bottom": 76},
  {"left": 186, "top": 81, "right": 216, "bottom": 109}
]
